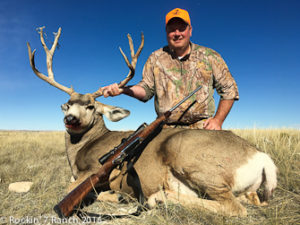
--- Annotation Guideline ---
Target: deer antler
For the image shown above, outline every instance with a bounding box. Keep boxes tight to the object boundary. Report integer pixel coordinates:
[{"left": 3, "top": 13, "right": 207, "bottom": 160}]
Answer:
[
  {"left": 27, "top": 27, "right": 74, "bottom": 95},
  {"left": 91, "top": 33, "right": 144, "bottom": 98}
]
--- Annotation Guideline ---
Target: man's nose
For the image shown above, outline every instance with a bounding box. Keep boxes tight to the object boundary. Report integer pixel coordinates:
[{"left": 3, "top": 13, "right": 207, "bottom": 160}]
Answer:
[{"left": 174, "top": 29, "right": 181, "bottom": 35}]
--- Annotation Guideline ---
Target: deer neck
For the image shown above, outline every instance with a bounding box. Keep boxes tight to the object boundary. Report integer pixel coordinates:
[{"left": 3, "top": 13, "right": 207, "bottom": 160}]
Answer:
[{"left": 64, "top": 115, "right": 109, "bottom": 179}]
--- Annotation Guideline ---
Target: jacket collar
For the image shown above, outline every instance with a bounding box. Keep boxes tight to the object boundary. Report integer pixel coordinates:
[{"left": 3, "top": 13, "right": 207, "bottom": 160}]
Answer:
[{"left": 163, "top": 42, "right": 194, "bottom": 61}]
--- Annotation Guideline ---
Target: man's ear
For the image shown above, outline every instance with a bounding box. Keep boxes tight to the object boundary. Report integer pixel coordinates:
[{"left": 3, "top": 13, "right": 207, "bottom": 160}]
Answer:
[{"left": 95, "top": 101, "right": 130, "bottom": 122}]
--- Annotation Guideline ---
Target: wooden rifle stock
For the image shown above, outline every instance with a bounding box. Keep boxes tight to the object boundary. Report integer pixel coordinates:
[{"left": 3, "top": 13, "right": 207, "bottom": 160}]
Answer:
[
  {"left": 54, "top": 162, "right": 112, "bottom": 218},
  {"left": 54, "top": 85, "right": 201, "bottom": 218}
]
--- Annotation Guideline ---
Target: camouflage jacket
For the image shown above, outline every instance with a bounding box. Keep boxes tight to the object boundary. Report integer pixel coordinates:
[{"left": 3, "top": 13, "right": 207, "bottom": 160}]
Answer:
[{"left": 137, "top": 42, "right": 239, "bottom": 125}]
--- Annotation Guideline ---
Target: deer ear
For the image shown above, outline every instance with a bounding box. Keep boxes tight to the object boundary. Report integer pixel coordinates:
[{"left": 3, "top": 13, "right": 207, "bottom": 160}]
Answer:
[{"left": 95, "top": 101, "right": 130, "bottom": 122}]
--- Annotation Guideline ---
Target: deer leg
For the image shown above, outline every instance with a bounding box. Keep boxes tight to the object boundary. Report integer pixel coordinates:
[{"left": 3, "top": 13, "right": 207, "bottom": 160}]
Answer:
[
  {"left": 204, "top": 188, "right": 247, "bottom": 217},
  {"left": 97, "top": 190, "right": 121, "bottom": 203},
  {"left": 236, "top": 183, "right": 262, "bottom": 206},
  {"left": 236, "top": 173, "right": 268, "bottom": 206},
  {"left": 148, "top": 189, "right": 247, "bottom": 217},
  {"left": 237, "top": 191, "right": 268, "bottom": 206},
  {"left": 105, "top": 166, "right": 136, "bottom": 203},
  {"left": 244, "top": 192, "right": 267, "bottom": 206}
]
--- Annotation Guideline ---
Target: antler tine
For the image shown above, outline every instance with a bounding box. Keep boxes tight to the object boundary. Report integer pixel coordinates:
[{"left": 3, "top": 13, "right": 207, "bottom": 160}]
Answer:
[
  {"left": 119, "top": 46, "right": 133, "bottom": 72},
  {"left": 118, "top": 32, "right": 144, "bottom": 88},
  {"left": 91, "top": 32, "right": 144, "bottom": 99},
  {"left": 27, "top": 27, "right": 74, "bottom": 95},
  {"left": 127, "top": 34, "right": 134, "bottom": 58}
]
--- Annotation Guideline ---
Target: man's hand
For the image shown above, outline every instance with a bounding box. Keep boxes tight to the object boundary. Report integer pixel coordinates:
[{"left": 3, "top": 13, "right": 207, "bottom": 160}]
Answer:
[
  {"left": 203, "top": 117, "right": 222, "bottom": 130},
  {"left": 203, "top": 99, "right": 235, "bottom": 130},
  {"left": 99, "top": 84, "right": 147, "bottom": 101},
  {"left": 100, "top": 83, "right": 123, "bottom": 97}
]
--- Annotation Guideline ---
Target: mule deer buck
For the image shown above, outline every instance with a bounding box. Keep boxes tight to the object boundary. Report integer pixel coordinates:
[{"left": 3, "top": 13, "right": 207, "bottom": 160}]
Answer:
[{"left": 27, "top": 27, "right": 277, "bottom": 217}]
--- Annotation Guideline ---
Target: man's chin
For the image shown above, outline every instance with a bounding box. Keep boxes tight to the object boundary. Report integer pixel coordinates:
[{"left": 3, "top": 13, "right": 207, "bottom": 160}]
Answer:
[{"left": 171, "top": 42, "right": 183, "bottom": 48}]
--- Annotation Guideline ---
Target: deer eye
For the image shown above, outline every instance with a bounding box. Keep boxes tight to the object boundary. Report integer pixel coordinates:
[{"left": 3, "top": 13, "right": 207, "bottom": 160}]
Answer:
[{"left": 86, "top": 105, "right": 95, "bottom": 110}]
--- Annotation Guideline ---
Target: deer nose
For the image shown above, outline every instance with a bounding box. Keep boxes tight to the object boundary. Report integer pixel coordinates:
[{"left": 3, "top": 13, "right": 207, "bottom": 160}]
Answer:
[{"left": 64, "top": 115, "right": 78, "bottom": 124}]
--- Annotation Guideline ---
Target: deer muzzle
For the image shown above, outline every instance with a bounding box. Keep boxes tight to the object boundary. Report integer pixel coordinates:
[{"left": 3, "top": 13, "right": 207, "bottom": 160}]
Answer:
[{"left": 64, "top": 115, "right": 81, "bottom": 129}]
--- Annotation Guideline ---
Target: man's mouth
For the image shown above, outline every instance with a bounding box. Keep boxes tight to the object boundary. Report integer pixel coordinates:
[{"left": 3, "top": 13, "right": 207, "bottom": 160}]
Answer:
[{"left": 173, "top": 38, "right": 182, "bottom": 43}]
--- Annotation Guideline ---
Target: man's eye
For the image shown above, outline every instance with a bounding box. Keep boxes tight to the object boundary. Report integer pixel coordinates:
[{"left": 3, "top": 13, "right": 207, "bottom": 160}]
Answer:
[
  {"left": 178, "top": 26, "right": 187, "bottom": 32},
  {"left": 167, "top": 25, "right": 187, "bottom": 33}
]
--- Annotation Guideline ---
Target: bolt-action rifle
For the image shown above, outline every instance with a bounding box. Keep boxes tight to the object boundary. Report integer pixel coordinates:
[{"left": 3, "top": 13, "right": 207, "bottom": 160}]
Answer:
[{"left": 54, "top": 85, "right": 202, "bottom": 218}]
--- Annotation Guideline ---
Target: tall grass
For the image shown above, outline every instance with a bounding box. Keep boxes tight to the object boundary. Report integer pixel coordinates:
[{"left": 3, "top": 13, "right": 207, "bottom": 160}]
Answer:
[
  {"left": 0, "top": 129, "right": 299, "bottom": 224},
  {"left": 0, "top": 131, "right": 69, "bottom": 218}
]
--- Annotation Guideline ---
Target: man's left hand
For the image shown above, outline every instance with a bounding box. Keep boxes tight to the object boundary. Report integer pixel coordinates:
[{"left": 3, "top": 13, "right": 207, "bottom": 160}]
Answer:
[{"left": 203, "top": 117, "right": 222, "bottom": 130}]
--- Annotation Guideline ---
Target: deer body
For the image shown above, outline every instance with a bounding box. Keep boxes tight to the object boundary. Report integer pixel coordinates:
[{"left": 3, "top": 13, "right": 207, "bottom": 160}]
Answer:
[
  {"left": 63, "top": 99, "right": 277, "bottom": 217},
  {"left": 27, "top": 27, "right": 277, "bottom": 217}
]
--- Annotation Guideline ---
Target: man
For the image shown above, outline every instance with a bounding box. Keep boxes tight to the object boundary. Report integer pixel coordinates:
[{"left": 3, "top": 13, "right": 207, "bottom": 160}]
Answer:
[{"left": 101, "top": 8, "right": 239, "bottom": 130}]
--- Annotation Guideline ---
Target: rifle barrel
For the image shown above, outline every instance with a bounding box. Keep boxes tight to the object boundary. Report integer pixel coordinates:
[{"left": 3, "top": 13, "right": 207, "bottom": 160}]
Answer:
[{"left": 169, "top": 85, "right": 202, "bottom": 112}]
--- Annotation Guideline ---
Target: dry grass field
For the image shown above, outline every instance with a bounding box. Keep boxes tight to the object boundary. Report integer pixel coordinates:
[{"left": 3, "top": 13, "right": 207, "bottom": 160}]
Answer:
[{"left": 0, "top": 129, "right": 299, "bottom": 225}]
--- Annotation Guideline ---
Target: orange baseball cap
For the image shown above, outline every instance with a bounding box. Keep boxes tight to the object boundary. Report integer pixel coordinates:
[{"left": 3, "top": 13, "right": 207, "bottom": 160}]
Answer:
[{"left": 165, "top": 8, "right": 191, "bottom": 26}]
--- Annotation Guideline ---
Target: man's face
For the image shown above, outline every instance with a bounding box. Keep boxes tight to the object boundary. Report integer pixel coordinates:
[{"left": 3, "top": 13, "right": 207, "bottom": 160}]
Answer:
[{"left": 166, "top": 18, "right": 192, "bottom": 52}]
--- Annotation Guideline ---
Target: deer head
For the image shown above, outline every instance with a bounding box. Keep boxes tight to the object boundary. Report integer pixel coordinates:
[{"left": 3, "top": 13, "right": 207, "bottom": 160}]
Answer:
[{"left": 27, "top": 27, "right": 144, "bottom": 134}]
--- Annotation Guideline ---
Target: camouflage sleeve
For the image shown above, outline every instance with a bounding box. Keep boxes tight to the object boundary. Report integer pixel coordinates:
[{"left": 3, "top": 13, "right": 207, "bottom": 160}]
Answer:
[
  {"left": 136, "top": 54, "right": 155, "bottom": 102},
  {"left": 210, "top": 51, "right": 239, "bottom": 100}
]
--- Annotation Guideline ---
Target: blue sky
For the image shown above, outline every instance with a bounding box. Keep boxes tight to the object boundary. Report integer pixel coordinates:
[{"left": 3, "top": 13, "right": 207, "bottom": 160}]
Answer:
[{"left": 1, "top": 0, "right": 299, "bottom": 131}]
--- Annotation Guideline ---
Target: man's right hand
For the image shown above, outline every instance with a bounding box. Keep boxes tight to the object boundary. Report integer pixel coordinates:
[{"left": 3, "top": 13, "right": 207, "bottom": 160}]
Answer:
[{"left": 100, "top": 83, "right": 123, "bottom": 97}]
